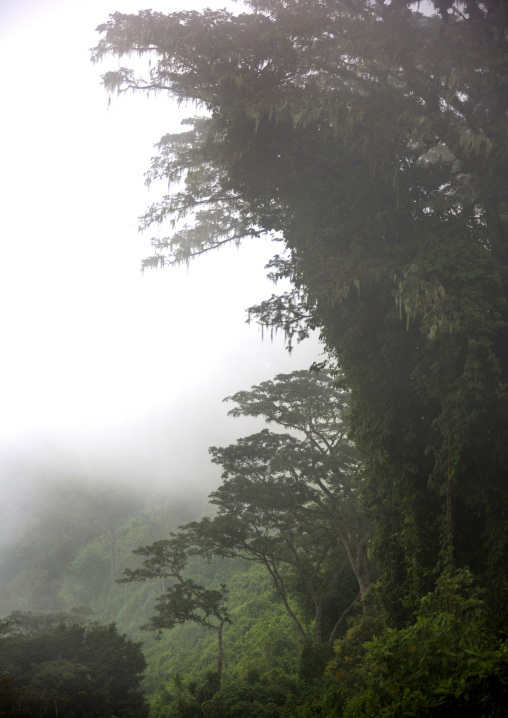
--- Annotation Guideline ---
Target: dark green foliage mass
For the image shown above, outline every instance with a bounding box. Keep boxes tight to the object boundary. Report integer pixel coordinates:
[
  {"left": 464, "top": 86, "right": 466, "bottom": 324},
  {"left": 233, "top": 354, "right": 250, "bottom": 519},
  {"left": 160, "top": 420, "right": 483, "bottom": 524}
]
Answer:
[
  {"left": 0, "top": 613, "right": 148, "bottom": 717},
  {"left": 92, "top": 0, "right": 508, "bottom": 628},
  {"left": 202, "top": 681, "right": 288, "bottom": 718},
  {"left": 324, "top": 570, "right": 508, "bottom": 718}
]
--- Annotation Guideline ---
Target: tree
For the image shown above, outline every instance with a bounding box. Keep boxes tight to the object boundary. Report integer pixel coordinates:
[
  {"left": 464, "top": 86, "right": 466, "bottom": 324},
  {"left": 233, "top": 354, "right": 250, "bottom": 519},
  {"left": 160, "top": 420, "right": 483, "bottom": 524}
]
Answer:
[
  {"left": 0, "top": 613, "right": 148, "bottom": 717},
  {"left": 224, "top": 370, "right": 371, "bottom": 597},
  {"left": 118, "top": 535, "right": 230, "bottom": 682},
  {"left": 182, "top": 370, "right": 371, "bottom": 644},
  {"left": 92, "top": 1, "right": 508, "bottom": 625}
]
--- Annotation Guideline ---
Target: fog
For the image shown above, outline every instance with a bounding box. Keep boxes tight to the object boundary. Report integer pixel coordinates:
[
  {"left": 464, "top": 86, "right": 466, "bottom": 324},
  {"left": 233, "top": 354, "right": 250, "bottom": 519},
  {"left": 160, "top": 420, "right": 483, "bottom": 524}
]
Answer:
[{"left": 0, "top": 0, "right": 323, "bottom": 558}]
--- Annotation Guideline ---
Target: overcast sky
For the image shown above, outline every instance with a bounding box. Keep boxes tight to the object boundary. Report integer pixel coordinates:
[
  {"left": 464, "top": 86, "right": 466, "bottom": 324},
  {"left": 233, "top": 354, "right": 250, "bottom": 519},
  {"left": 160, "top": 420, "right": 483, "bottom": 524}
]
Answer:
[{"left": 0, "top": 0, "right": 322, "bottom": 496}]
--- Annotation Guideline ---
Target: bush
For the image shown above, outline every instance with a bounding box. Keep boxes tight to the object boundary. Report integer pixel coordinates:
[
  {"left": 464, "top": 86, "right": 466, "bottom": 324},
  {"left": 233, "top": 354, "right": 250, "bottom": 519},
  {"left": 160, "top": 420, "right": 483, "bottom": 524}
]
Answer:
[{"left": 342, "top": 570, "right": 508, "bottom": 717}]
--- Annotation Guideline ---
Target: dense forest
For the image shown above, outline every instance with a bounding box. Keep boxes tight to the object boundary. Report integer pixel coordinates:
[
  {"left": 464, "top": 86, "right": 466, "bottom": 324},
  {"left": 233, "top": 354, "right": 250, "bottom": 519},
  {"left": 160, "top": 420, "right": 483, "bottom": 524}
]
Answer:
[{"left": 2, "top": 0, "right": 508, "bottom": 716}]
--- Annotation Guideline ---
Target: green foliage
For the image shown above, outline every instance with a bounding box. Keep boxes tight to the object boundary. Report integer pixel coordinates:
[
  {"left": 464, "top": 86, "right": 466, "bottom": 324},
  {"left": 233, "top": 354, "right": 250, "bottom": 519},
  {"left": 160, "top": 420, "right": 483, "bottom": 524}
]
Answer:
[
  {"left": 0, "top": 614, "right": 148, "bottom": 717},
  {"left": 298, "top": 640, "right": 333, "bottom": 684},
  {"left": 140, "top": 558, "right": 303, "bottom": 708},
  {"left": 323, "top": 612, "right": 386, "bottom": 712},
  {"left": 0, "top": 476, "right": 338, "bottom": 714},
  {"left": 118, "top": 536, "right": 230, "bottom": 681},
  {"left": 221, "top": 562, "right": 302, "bottom": 679},
  {"left": 92, "top": 0, "right": 508, "bottom": 628},
  {"left": 180, "top": 371, "right": 369, "bottom": 645},
  {"left": 328, "top": 570, "right": 508, "bottom": 718},
  {"left": 202, "top": 682, "right": 287, "bottom": 718}
]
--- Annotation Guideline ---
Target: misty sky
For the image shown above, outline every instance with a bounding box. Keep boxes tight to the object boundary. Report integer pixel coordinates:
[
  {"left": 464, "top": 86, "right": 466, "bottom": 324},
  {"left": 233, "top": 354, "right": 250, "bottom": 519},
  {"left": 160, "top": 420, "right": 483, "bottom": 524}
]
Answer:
[{"left": 0, "top": 0, "right": 322, "bottom": 496}]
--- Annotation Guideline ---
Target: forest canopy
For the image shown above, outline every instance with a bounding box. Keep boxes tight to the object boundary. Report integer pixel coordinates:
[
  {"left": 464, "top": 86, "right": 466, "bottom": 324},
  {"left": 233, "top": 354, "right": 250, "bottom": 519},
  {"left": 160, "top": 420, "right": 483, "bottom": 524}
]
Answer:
[
  {"left": 92, "top": 0, "right": 508, "bottom": 628},
  {"left": 0, "top": 613, "right": 148, "bottom": 717}
]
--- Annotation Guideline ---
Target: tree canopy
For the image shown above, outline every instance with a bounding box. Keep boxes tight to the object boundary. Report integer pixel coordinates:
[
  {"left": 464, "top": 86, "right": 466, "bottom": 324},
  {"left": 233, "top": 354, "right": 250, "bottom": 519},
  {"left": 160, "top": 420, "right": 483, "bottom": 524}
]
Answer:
[
  {"left": 121, "top": 371, "right": 366, "bottom": 653},
  {"left": 0, "top": 613, "right": 148, "bottom": 718},
  {"left": 118, "top": 535, "right": 230, "bottom": 681},
  {"left": 178, "top": 370, "right": 370, "bottom": 644},
  {"left": 92, "top": 0, "right": 508, "bottom": 625}
]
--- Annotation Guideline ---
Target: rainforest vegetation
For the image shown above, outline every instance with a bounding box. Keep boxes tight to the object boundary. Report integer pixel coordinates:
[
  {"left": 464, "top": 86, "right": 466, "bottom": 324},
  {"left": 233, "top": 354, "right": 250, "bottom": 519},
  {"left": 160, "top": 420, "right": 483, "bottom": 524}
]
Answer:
[{"left": 2, "top": 0, "right": 508, "bottom": 716}]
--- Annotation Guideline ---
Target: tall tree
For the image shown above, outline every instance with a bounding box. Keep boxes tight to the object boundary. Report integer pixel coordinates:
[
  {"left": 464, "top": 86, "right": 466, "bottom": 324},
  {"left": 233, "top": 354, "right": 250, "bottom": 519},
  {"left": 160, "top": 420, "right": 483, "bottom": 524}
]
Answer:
[
  {"left": 118, "top": 536, "right": 230, "bottom": 682},
  {"left": 221, "top": 370, "right": 371, "bottom": 600},
  {"left": 182, "top": 370, "right": 371, "bottom": 643},
  {"left": 93, "top": 1, "right": 508, "bottom": 625}
]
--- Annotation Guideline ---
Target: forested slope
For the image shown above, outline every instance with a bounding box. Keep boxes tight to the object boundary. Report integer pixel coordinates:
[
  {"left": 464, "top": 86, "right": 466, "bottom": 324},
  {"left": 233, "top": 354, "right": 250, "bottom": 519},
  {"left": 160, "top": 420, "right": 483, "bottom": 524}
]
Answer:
[
  {"left": 2, "top": 1, "right": 508, "bottom": 716},
  {"left": 0, "top": 372, "right": 365, "bottom": 715},
  {"left": 2, "top": 370, "right": 508, "bottom": 717},
  {"left": 0, "top": 475, "right": 306, "bottom": 713}
]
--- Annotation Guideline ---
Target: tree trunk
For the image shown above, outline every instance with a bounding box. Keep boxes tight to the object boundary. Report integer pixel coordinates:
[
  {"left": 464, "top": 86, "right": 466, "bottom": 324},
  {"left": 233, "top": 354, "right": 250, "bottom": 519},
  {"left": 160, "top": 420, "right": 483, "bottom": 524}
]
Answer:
[
  {"left": 264, "top": 559, "right": 308, "bottom": 641},
  {"left": 328, "top": 594, "right": 360, "bottom": 645},
  {"left": 217, "top": 620, "right": 224, "bottom": 683},
  {"left": 315, "top": 601, "right": 323, "bottom": 644},
  {"left": 333, "top": 519, "right": 369, "bottom": 600}
]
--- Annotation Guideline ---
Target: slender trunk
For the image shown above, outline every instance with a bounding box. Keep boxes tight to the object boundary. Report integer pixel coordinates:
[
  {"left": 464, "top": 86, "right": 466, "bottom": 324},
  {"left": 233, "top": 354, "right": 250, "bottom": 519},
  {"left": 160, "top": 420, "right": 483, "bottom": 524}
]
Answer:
[
  {"left": 328, "top": 593, "right": 360, "bottom": 645},
  {"left": 333, "top": 519, "right": 369, "bottom": 599},
  {"left": 446, "top": 436, "right": 454, "bottom": 564},
  {"left": 315, "top": 601, "right": 323, "bottom": 644},
  {"left": 217, "top": 620, "right": 224, "bottom": 683},
  {"left": 263, "top": 558, "right": 308, "bottom": 641},
  {"left": 356, "top": 543, "right": 370, "bottom": 598}
]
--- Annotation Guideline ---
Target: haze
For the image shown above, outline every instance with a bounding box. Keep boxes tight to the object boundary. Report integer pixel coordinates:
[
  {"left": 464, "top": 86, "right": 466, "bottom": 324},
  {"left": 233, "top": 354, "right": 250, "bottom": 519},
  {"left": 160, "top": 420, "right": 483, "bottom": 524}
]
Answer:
[{"left": 0, "top": 0, "right": 322, "bottom": 520}]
